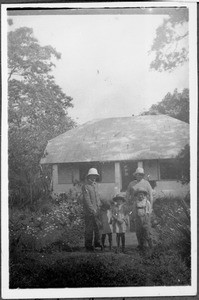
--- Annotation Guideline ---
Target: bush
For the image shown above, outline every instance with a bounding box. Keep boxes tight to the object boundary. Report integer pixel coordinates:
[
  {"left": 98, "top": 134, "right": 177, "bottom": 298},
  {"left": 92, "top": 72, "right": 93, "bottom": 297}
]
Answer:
[
  {"left": 9, "top": 193, "right": 191, "bottom": 288},
  {"left": 153, "top": 195, "right": 190, "bottom": 267},
  {"left": 9, "top": 191, "right": 84, "bottom": 257}
]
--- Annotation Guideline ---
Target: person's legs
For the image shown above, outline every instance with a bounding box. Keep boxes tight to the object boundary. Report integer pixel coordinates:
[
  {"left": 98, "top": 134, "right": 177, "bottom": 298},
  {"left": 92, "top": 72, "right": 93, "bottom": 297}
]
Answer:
[
  {"left": 108, "top": 233, "right": 112, "bottom": 250},
  {"left": 121, "top": 233, "right": 125, "bottom": 253},
  {"left": 135, "top": 216, "right": 143, "bottom": 249},
  {"left": 143, "top": 215, "right": 153, "bottom": 249},
  {"left": 139, "top": 227, "right": 145, "bottom": 250},
  {"left": 93, "top": 217, "right": 102, "bottom": 248},
  {"left": 101, "top": 234, "right": 106, "bottom": 248},
  {"left": 116, "top": 233, "right": 120, "bottom": 251},
  {"left": 85, "top": 216, "right": 94, "bottom": 250}
]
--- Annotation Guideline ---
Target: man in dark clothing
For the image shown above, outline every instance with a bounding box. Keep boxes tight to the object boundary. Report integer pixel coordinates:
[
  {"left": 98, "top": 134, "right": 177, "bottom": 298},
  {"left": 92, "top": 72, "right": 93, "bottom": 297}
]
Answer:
[{"left": 82, "top": 168, "right": 102, "bottom": 251}]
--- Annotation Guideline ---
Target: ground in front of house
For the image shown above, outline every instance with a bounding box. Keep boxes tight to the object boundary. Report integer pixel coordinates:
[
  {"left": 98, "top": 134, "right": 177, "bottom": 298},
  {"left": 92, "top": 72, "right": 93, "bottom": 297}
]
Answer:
[{"left": 10, "top": 230, "right": 190, "bottom": 289}]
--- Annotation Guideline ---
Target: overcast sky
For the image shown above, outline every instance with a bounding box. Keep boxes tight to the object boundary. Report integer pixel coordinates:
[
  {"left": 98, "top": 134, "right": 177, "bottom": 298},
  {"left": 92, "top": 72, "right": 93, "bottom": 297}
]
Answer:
[{"left": 10, "top": 11, "right": 189, "bottom": 124}]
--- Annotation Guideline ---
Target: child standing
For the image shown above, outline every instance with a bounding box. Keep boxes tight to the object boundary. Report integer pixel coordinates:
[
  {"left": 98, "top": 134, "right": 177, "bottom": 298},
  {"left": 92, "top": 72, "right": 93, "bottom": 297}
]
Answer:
[
  {"left": 112, "top": 194, "right": 128, "bottom": 253},
  {"left": 100, "top": 200, "right": 113, "bottom": 251},
  {"left": 134, "top": 187, "right": 153, "bottom": 251}
]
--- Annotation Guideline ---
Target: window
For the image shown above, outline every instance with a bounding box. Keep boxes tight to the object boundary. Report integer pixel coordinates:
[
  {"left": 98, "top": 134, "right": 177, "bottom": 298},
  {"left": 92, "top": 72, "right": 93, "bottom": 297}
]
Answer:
[
  {"left": 58, "top": 164, "right": 73, "bottom": 184},
  {"left": 159, "top": 159, "right": 179, "bottom": 180}
]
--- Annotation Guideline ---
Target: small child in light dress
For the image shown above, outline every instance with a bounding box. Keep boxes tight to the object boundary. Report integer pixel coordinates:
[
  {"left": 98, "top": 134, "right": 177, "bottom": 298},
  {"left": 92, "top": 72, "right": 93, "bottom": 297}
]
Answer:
[
  {"left": 112, "top": 194, "right": 128, "bottom": 253},
  {"left": 100, "top": 200, "right": 113, "bottom": 251}
]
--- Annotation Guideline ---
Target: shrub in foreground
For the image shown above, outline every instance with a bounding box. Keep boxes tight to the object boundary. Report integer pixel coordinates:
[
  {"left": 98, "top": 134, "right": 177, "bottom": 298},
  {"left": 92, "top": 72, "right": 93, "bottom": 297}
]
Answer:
[
  {"left": 9, "top": 191, "right": 84, "bottom": 257},
  {"left": 9, "top": 194, "right": 191, "bottom": 288},
  {"left": 153, "top": 196, "right": 190, "bottom": 260}
]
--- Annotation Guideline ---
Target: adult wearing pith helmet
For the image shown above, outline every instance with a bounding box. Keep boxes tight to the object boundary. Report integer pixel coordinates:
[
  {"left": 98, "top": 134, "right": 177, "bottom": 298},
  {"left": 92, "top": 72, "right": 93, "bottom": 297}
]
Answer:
[
  {"left": 82, "top": 168, "right": 102, "bottom": 251},
  {"left": 126, "top": 167, "right": 153, "bottom": 208}
]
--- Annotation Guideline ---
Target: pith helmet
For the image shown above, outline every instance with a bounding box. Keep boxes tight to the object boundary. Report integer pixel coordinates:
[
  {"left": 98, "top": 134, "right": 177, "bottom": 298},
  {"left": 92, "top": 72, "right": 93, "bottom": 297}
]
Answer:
[
  {"left": 134, "top": 167, "right": 145, "bottom": 175},
  {"left": 134, "top": 187, "right": 148, "bottom": 196},
  {"left": 113, "top": 193, "right": 126, "bottom": 202},
  {"left": 87, "top": 168, "right": 100, "bottom": 177}
]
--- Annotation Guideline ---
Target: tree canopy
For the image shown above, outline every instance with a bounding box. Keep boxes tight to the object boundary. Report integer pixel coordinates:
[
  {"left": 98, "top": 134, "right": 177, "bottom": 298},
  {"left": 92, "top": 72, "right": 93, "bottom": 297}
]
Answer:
[
  {"left": 142, "top": 88, "right": 189, "bottom": 123},
  {"left": 8, "top": 26, "right": 75, "bottom": 205},
  {"left": 150, "top": 8, "right": 188, "bottom": 72}
]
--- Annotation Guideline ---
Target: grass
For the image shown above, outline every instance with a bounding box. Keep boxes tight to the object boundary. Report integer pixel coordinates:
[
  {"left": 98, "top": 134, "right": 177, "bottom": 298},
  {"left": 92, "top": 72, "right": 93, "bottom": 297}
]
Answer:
[{"left": 10, "top": 244, "right": 190, "bottom": 288}]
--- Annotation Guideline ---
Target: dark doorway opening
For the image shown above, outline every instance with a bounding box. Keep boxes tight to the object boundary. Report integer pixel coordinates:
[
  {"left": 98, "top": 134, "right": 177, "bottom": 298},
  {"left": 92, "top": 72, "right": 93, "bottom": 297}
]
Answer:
[{"left": 121, "top": 161, "right": 138, "bottom": 191}]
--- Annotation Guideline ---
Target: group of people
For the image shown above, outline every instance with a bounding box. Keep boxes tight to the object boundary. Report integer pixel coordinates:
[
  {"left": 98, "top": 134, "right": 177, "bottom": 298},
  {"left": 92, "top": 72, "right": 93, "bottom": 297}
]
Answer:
[{"left": 82, "top": 167, "right": 154, "bottom": 253}]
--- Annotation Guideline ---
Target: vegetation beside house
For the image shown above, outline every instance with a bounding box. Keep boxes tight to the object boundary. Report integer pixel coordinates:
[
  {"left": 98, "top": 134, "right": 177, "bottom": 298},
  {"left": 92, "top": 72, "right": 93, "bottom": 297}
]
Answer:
[{"left": 10, "top": 191, "right": 190, "bottom": 288}]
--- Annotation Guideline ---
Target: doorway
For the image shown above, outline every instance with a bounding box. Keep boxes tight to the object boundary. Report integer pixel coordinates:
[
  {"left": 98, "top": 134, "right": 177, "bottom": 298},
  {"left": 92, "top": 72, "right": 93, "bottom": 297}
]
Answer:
[{"left": 120, "top": 161, "right": 138, "bottom": 191}]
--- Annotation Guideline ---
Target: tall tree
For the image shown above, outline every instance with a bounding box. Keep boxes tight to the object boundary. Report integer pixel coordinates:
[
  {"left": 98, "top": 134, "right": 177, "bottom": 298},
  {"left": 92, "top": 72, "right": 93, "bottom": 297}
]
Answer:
[
  {"left": 150, "top": 8, "right": 188, "bottom": 72},
  {"left": 142, "top": 88, "right": 189, "bottom": 123},
  {"left": 8, "top": 27, "right": 75, "bottom": 205}
]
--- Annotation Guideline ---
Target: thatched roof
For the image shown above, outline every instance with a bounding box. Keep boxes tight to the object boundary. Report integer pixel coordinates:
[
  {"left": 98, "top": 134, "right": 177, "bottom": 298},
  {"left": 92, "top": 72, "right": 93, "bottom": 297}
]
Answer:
[{"left": 40, "top": 115, "right": 189, "bottom": 164}]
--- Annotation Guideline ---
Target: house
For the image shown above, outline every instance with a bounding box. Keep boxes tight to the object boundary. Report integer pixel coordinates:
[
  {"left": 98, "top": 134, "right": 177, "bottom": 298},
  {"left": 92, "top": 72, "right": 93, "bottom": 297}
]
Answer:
[{"left": 40, "top": 115, "right": 189, "bottom": 199}]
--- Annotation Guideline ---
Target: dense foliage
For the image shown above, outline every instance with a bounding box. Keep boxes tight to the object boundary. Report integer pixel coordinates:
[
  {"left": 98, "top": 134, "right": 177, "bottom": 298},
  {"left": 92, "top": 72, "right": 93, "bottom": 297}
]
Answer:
[
  {"left": 10, "top": 191, "right": 84, "bottom": 256},
  {"left": 8, "top": 26, "right": 75, "bottom": 206},
  {"left": 142, "top": 88, "right": 189, "bottom": 123},
  {"left": 10, "top": 195, "right": 191, "bottom": 288},
  {"left": 153, "top": 195, "right": 190, "bottom": 268},
  {"left": 150, "top": 8, "right": 188, "bottom": 72}
]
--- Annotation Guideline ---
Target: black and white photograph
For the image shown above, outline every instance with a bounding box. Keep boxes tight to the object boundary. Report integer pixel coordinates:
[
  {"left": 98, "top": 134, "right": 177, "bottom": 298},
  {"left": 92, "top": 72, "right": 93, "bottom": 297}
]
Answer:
[{"left": 1, "top": 1, "right": 197, "bottom": 299}]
